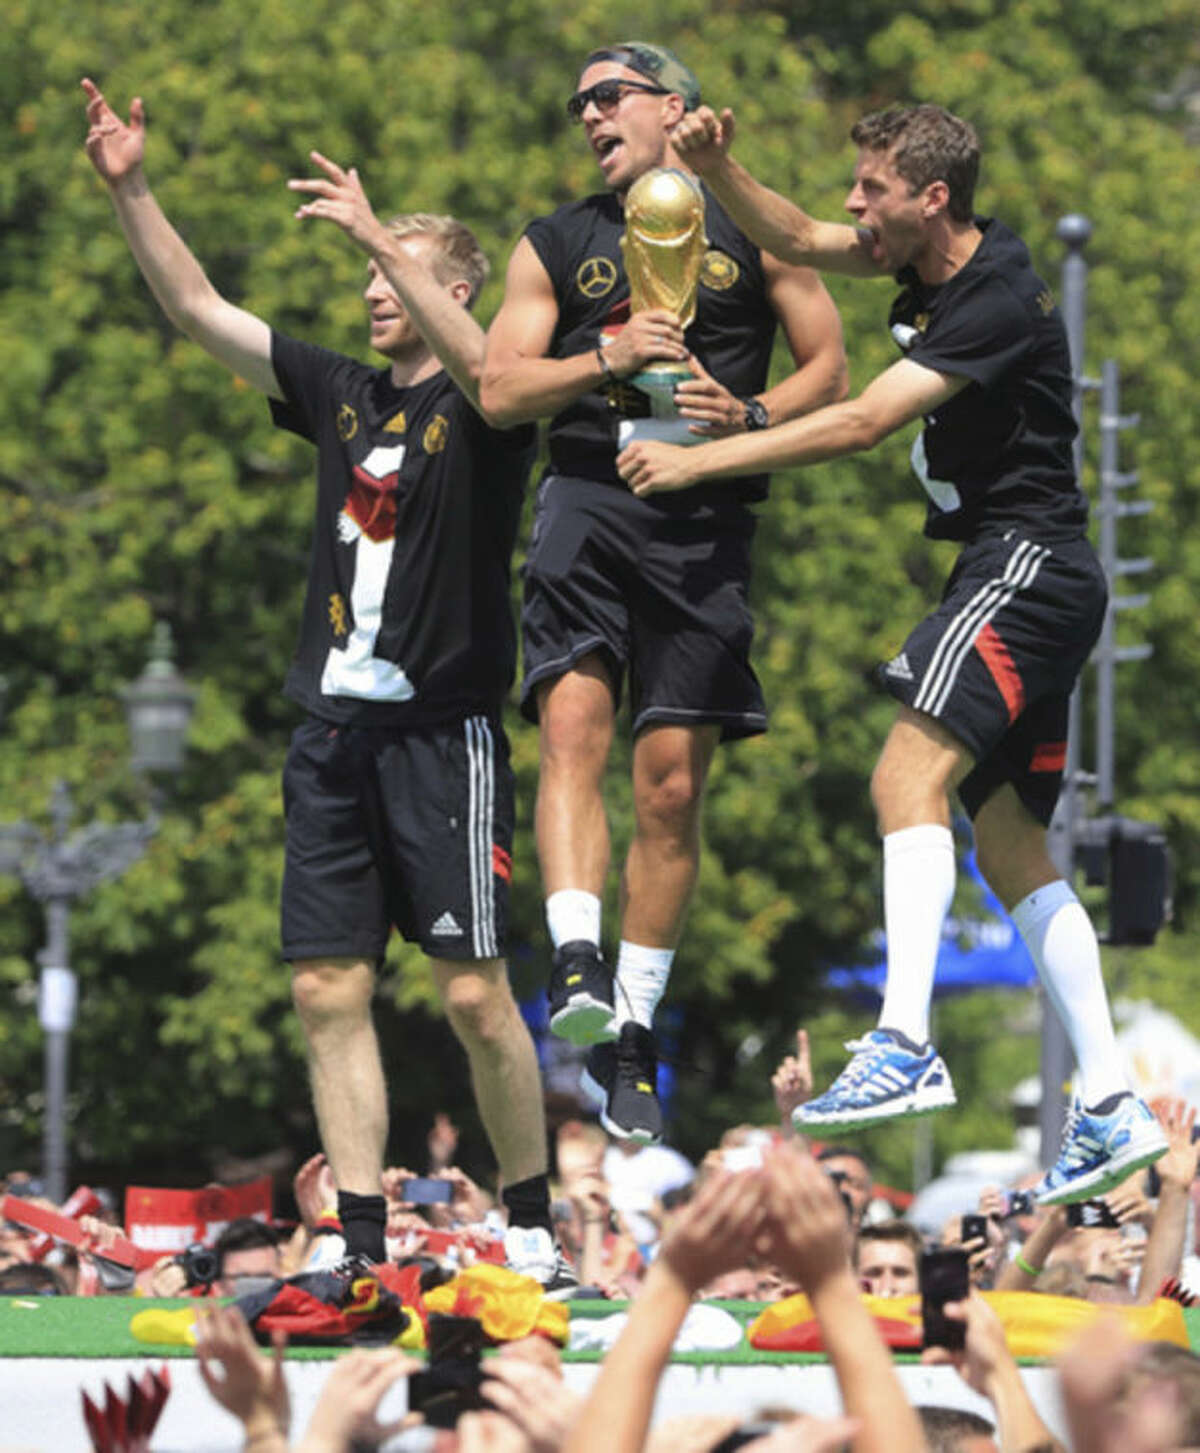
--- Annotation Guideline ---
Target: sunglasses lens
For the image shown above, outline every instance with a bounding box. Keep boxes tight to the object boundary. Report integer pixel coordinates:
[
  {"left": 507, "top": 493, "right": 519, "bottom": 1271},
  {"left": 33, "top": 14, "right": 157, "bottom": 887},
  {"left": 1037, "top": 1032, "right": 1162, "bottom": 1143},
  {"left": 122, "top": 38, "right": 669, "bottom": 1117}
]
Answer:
[{"left": 567, "top": 80, "right": 626, "bottom": 120}]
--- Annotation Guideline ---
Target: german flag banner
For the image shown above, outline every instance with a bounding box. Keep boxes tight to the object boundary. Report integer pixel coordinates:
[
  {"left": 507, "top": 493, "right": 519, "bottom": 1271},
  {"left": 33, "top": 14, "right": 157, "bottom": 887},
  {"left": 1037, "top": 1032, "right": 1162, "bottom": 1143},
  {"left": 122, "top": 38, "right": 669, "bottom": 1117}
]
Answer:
[{"left": 747, "top": 1289, "right": 1189, "bottom": 1357}]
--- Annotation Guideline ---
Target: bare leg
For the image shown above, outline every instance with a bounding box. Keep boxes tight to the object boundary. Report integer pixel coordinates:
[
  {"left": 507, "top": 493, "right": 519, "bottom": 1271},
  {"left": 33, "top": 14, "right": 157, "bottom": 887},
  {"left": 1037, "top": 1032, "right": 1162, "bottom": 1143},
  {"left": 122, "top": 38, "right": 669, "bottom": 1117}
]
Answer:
[
  {"left": 535, "top": 658, "right": 616, "bottom": 899},
  {"left": 291, "top": 957, "right": 386, "bottom": 1194},
  {"left": 620, "top": 722, "right": 720, "bottom": 947},
  {"left": 431, "top": 957, "right": 547, "bottom": 1186}
]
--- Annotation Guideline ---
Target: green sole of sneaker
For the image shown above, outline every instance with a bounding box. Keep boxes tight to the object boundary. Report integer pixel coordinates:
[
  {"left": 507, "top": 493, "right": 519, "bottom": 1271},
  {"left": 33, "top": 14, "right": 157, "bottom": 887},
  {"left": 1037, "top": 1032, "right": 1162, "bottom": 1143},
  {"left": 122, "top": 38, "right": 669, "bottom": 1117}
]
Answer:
[{"left": 550, "top": 999, "right": 617, "bottom": 1046}]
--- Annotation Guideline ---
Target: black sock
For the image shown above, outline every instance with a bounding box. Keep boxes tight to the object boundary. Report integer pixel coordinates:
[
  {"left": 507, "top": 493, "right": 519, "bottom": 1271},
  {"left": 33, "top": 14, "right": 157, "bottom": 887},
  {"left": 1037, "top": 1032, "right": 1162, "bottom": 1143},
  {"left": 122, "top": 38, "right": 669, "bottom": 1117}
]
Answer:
[
  {"left": 502, "top": 1173, "right": 552, "bottom": 1235},
  {"left": 337, "top": 1190, "right": 387, "bottom": 1262},
  {"left": 1086, "top": 1091, "right": 1130, "bottom": 1116}
]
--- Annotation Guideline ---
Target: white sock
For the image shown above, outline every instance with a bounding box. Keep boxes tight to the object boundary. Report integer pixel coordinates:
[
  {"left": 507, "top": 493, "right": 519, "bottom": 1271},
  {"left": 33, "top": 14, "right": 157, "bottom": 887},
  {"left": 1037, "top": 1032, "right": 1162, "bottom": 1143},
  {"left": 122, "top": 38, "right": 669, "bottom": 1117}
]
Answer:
[
  {"left": 614, "top": 941, "right": 673, "bottom": 1030},
  {"left": 546, "top": 890, "right": 601, "bottom": 951},
  {"left": 1010, "top": 880, "right": 1126, "bottom": 1107},
  {"left": 877, "top": 824, "right": 956, "bottom": 1045}
]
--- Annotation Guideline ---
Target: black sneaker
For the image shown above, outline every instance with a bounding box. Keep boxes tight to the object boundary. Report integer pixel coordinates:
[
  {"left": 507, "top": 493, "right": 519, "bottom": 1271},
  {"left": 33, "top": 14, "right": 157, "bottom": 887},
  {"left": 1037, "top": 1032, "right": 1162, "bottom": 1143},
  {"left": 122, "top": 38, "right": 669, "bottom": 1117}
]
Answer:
[
  {"left": 584, "top": 1022, "right": 662, "bottom": 1146},
  {"left": 548, "top": 940, "right": 617, "bottom": 1046}
]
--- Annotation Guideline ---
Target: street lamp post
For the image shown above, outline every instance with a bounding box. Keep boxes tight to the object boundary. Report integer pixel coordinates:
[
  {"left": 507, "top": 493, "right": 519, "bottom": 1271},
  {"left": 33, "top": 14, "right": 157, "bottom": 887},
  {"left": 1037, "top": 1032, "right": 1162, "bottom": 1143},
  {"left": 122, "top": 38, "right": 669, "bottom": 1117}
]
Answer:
[{"left": 0, "top": 623, "right": 194, "bottom": 1203}]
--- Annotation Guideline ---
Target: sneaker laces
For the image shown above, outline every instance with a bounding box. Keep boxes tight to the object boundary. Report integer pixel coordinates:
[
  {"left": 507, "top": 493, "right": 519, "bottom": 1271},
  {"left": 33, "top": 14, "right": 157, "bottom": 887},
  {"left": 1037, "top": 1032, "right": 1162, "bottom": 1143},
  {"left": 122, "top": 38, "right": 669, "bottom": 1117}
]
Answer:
[
  {"left": 834, "top": 1034, "right": 893, "bottom": 1089},
  {"left": 1053, "top": 1100, "right": 1089, "bottom": 1169}
]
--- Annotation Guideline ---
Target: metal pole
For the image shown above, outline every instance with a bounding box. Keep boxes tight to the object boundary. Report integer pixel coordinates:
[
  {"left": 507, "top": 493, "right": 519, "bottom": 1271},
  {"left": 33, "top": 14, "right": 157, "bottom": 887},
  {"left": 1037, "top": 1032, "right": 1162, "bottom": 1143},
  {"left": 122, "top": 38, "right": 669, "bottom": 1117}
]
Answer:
[
  {"left": 1040, "top": 216, "right": 1093, "bottom": 1164},
  {"left": 38, "top": 897, "right": 76, "bottom": 1205}
]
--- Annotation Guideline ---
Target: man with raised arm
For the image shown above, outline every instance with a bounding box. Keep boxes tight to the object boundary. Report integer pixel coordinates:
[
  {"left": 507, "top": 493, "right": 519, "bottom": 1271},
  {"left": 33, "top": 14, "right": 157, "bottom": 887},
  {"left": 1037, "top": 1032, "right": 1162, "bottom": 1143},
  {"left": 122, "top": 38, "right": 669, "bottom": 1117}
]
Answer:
[
  {"left": 617, "top": 101, "right": 1165, "bottom": 1204},
  {"left": 81, "top": 79, "right": 572, "bottom": 1289},
  {"left": 480, "top": 42, "right": 847, "bottom": 1146}
]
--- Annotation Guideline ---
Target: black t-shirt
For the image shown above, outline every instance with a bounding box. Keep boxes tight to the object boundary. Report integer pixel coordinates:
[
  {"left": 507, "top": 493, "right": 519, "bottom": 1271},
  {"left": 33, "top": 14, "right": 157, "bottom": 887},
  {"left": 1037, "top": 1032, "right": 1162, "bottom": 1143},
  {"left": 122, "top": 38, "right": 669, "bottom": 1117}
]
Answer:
[
  {"left": 270, "top": 331, "right": 535, "bottom": 725},
  {"left": 525, "top": 187, "right": 777, "bottom": 503},
  {"left": 889, "top": 217, "right": 1085, "bottom": 542}
]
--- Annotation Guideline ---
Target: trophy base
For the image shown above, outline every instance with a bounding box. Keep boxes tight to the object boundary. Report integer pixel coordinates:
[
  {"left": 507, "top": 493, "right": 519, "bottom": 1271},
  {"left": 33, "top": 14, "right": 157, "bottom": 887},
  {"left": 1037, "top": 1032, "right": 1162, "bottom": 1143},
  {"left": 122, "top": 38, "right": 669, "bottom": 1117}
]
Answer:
[
  {"left": 629, "top": 363, "right": 692, "bottom": 420},
  {"left": 618, "top": 417, "right": 699, "bottom": 449}
]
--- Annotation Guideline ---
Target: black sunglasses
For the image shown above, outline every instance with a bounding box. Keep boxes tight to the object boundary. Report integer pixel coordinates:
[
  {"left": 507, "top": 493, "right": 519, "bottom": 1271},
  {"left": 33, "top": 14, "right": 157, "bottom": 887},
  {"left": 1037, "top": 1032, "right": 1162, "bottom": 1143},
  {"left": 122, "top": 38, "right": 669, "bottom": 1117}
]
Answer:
[{"left": 566, "top": 78, "right": 669, "bottom": 122}]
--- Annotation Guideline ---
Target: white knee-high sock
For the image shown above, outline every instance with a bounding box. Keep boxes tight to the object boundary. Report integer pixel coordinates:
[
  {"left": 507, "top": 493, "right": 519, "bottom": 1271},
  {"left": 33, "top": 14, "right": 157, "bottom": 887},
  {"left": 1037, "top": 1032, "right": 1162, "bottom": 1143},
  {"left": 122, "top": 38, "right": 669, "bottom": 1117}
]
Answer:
[
  {"left": 877, "top": 824, "right": 956, "bottom": 1045},
  {"left": 614, "top": 941, "right": 673, "bottom": 1030},
  {"left": 1010, "top": 879, "right": 1126, "bottom": 1107},
  {"left": 546, "top": 890, "right": 601, "bottom": 950}
]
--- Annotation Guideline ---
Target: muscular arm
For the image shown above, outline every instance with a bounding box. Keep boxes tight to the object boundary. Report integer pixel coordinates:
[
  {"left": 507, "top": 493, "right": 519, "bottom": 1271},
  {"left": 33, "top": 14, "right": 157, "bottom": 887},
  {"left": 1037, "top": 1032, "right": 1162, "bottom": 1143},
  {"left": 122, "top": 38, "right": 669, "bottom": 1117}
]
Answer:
[
  {"left": 480, "top": 237, "right": 690, "bottom": 427},
  {"left": 672, "top": 108, "right": 884, "bottom": 278},
  {"left": 82, "top": 79, "right": 279, "bottom": 398},
  {"left": 619, "top": 356, "right": 968, "bottom": 494},
  {"left": 755, "top": 253, "right": 849, "bottom": 424},
  {"left": 479, "top": 238, "right": 596, "bottom": 426}
]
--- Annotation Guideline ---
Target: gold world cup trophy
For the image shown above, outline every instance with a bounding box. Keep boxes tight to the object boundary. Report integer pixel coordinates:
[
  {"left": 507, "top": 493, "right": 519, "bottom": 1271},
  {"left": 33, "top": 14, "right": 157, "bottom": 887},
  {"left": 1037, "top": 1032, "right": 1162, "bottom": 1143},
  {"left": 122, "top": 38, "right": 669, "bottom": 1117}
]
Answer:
[{"left": 620, "top": 167, "right": 707, "bottom": 428}]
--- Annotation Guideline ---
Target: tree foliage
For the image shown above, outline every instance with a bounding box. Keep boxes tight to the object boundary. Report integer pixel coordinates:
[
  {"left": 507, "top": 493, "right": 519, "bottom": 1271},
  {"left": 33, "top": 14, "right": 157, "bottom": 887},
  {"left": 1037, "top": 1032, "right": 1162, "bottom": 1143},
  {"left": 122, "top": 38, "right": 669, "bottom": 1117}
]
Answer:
[{"left": 1, "top": 0, "right": 1197, "bottom": 1194}]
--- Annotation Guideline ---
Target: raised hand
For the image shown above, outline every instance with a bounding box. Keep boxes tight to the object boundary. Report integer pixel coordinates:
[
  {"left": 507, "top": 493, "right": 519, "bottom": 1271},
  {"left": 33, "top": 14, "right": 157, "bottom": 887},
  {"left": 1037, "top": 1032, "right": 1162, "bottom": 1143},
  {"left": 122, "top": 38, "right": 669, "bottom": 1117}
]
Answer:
[
  {"left": 1150, "top": 1096, "right": 1199, "bottom": 1191},
  {"left": 481, "top": 1355, "right": 583, "bottom": 1453},
  {"left": 195, "top": 1304, "right": 290, "bottom": 1434},
  {"left": 81, "top": 78, "right": 146, "bottom": 183},
  {"left": 288, "top": 151, "right": 390, "bottom": 255},
  {"left": 761, "top": 1143, "right": 854, "bottom": 1295},
  {"left": 669, "top": 106, "right": 736, "bottom": 175},
  {"left": 293, "top": 1152, "right": 338, "bottom": 1231},
  {"left": 655, "top": 1167, "right": 765, "bottom": 1296},
  {"left": 296, "top": 1347, "right": 418, "bottom": 1452},
  {"left": 771, "top": 1028, "right": 813, "bottom": 1127}
]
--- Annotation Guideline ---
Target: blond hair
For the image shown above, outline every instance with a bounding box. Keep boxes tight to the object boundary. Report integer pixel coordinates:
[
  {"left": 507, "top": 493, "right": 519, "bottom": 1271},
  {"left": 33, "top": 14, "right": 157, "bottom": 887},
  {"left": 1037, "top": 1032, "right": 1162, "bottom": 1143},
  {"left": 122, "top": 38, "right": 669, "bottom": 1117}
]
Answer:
[{"left": 383, "top": 213, "right": 489, "bottom": 308}]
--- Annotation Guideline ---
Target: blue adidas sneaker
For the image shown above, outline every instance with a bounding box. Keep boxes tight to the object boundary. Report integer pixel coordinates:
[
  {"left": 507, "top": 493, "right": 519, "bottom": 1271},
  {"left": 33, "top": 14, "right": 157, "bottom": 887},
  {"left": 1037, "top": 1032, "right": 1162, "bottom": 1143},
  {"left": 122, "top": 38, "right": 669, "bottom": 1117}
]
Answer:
[
  {"left": 1035, "top": 1092, "right": 1167, "bottom": 1205},
  {"left": 791, "top": 1028, "right": 957, "bottom": 1132}
]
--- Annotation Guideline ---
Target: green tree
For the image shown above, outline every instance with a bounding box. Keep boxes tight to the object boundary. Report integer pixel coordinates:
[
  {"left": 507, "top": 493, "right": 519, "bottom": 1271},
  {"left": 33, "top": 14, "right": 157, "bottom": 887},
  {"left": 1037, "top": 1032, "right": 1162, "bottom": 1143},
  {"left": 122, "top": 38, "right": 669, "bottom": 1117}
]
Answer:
[{"left": 1, "top": 0, "right": 1197, "bottom": 1196}]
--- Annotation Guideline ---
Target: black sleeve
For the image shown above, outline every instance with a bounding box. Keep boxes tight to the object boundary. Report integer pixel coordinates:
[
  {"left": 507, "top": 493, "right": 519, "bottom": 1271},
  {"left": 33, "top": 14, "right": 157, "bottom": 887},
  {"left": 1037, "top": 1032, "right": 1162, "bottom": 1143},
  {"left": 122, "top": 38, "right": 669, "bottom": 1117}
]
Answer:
[
  {"left": 268, "top": 331, "right": 349, "bottom": 442},
  {"left": 907, "top": 276, "right": 1032, "bottom": 390}
]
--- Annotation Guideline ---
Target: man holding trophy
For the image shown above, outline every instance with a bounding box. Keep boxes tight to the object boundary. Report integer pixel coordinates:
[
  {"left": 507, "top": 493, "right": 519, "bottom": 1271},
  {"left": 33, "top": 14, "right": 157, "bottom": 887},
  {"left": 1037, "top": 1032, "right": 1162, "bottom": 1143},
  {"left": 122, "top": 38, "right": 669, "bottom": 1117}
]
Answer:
[{"left": 481, "top": 43, "right": 846, "bottom": 1143}]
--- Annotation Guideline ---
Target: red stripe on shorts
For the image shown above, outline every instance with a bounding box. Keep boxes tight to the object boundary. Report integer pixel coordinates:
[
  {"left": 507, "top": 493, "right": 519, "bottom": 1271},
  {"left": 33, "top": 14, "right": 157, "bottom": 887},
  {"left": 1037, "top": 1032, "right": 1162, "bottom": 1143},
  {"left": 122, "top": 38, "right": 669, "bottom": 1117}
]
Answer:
[
  {"left": 975, "top": 622, "right": 1025, "bottom": 723},
  {"left": 1030, "top": 741, "right": 1067, "bottom": 773},
  {"left": 492, "top": 843, "right": 512, "bottom": 881}
]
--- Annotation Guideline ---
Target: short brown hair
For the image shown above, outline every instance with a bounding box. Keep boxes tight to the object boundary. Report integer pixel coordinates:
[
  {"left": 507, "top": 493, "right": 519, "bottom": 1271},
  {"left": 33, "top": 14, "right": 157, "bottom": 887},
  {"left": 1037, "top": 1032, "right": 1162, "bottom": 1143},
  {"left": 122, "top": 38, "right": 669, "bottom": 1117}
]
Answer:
[
  {"left": 383, "top": 213, "right": 490, "bottom": 309},
  {"left": 855, "top": 1217, "right": 925, "bottom": 1263},
  {"left": 850, "top": 105, "right": 980, "bottom": 223}
]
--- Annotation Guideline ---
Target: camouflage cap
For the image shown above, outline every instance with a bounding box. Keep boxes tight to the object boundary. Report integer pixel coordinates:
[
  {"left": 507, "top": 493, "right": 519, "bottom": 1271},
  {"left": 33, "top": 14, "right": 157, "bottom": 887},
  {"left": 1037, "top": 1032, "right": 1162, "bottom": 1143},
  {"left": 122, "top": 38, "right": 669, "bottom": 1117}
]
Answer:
[{"left": 584, "top": 42, "right": 701, "bottom": 111}]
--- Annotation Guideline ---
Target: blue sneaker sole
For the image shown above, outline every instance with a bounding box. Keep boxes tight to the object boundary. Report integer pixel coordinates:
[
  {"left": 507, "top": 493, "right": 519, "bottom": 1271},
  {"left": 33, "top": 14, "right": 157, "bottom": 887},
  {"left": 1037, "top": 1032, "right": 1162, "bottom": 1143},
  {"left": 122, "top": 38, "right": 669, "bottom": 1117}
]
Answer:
[
  {"left": 793, "top": 1086, "right": 957, "bottom": 1133},
  {"left": 550, "top": 996, "right": 617, "bottom": 1046},
  {"left": 1036, "top": 1130, "right": 1169, "bottom": 1205}
]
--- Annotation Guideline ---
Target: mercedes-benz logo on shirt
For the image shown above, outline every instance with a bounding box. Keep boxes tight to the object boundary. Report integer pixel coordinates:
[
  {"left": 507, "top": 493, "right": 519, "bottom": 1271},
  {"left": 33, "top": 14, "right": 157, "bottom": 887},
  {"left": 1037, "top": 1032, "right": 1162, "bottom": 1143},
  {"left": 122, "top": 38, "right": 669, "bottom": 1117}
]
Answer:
[{"left": 576, "top": 256, "right": 618, "bottom": 299}]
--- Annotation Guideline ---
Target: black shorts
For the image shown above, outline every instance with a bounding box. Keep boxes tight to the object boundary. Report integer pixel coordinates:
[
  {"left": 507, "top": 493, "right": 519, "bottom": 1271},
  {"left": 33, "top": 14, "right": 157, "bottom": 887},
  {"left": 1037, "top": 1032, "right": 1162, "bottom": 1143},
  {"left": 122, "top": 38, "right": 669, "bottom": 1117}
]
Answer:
[
  {"left": 878, "top": 530, "right": 1107, "bottom": 825},
  {"left": 520, "top": 474, "right": 766, "bottom": 741},
  {"left": 280, "top": 713, "right": 513, "bottom": 964}
]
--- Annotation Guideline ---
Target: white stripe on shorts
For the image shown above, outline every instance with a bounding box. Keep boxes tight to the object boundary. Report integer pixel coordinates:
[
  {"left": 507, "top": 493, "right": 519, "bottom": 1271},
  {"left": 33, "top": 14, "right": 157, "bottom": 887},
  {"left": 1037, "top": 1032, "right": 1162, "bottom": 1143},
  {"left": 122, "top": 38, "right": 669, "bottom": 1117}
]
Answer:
[
  {"left": 913, "top": 539, "right": 1050, "bottom": 720},
  {"left": 465, "top": 716, "right": 496, "bottom": 959}
]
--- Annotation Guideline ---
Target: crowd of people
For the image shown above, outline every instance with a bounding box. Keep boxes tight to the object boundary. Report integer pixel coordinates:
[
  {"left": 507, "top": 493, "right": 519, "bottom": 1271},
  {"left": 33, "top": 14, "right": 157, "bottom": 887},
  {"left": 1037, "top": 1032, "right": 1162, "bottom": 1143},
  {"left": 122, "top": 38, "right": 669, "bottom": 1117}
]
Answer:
[
  {"left": 9, "top": 21, "right": 1182, "bottom": 1453},
  {"left": 3, "top": 1045, "right": 1200, "bottom": 1450}
]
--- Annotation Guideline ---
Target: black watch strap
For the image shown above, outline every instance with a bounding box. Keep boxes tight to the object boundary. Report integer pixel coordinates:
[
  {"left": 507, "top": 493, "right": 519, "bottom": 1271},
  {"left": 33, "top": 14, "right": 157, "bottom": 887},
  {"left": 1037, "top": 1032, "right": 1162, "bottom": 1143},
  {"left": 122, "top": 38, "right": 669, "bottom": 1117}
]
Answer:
[{"left": 742, "top": 397, "right": 769, "bottom": 431}]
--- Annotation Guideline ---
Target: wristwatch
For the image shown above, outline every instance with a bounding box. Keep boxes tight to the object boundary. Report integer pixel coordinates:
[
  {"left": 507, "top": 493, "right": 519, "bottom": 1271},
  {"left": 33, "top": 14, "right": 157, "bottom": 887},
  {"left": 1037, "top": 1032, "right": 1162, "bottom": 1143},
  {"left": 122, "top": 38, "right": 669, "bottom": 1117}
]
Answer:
[{"left": 742, "top": 397, "right": 769, "bottom": 431}]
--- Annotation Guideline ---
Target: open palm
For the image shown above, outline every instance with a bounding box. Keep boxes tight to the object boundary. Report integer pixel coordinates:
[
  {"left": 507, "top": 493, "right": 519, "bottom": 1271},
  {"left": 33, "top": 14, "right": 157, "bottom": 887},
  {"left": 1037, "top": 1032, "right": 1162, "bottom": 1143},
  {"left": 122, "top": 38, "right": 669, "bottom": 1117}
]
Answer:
[{"left": 82, "top": 77, "right": 145, "bottom": 181}]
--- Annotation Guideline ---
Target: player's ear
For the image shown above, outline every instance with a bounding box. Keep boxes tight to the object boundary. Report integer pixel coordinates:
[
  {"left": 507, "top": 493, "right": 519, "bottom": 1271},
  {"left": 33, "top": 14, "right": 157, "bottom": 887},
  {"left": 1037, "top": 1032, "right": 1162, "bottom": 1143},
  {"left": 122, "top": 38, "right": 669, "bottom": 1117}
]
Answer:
[{"left": 922, "top": 180, "right": 950, "bottom": 219}]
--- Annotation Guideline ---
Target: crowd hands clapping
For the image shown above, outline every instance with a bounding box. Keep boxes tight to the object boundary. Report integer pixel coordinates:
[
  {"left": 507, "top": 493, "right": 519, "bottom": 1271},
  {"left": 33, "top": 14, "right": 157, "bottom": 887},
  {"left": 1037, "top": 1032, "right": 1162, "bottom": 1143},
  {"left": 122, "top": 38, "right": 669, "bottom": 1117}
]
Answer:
[{"left": 5, "top": 1046, "right": 1200, "bottom": 1451}]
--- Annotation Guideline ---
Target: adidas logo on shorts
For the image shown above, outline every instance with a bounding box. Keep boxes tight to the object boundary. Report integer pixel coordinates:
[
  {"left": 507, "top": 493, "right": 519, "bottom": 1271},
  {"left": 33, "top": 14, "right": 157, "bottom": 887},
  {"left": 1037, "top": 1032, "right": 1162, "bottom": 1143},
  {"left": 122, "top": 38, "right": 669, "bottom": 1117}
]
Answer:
[
  {"left": 885, "top": 651, "right": 915, "bottom": 682},
  {"left": 430, "top": 911, "right": 463, "bottom": 937}
]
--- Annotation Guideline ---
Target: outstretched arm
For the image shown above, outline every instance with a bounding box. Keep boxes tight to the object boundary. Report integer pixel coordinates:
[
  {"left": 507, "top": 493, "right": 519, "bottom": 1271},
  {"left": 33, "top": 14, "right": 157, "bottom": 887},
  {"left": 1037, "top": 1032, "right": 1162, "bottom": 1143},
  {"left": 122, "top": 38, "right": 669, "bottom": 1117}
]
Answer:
[
  {"left": 669, "top": 107, "right": 883, "bottom": 278},
  {"left": 288, "top": 153, "right": 489, "bottom": 414},
  {"left": 81, "top": 78, "right": 279, "bottom": 397},
  {"left": 561, "top": 1169, "right": 765, "bottom": 1453},
  {"left": 764, "top": 1143, "right": 926, "bottom": 1453},
  {"left": 618, "top": 356, "right": 968, "bottom": 495}
]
